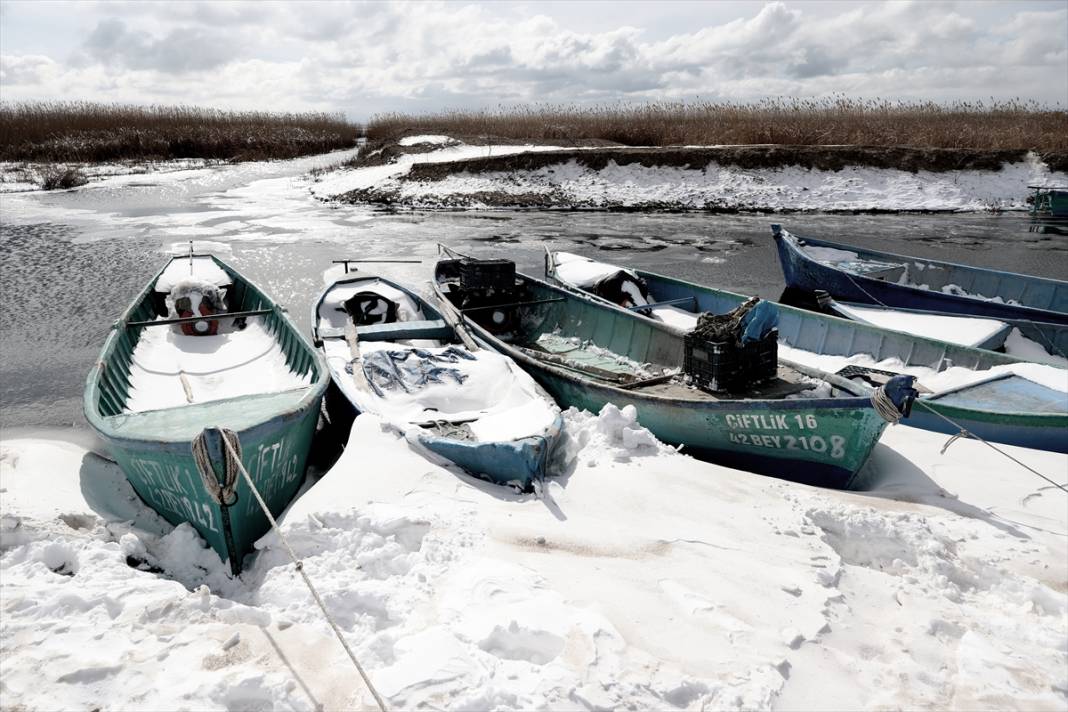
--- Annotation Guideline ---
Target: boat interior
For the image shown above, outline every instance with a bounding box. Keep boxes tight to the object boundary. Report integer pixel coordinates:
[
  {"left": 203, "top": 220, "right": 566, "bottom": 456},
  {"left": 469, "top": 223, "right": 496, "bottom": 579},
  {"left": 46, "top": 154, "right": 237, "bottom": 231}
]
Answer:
[
  {"left": 94, "top": 256, "right": 319, "bottom": 418},
  {"left": 435, "top": 259, "right": 843, "bottom": 402}
]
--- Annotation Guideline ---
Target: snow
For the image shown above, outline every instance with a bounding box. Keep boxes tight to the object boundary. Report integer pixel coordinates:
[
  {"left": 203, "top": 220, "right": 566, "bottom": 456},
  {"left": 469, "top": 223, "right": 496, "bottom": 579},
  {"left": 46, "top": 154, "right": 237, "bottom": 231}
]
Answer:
[
  {"left": 311, "top": 142, "right": 573, "bottom": 199},
  {"left": 154, "top": 256, "right": 232, "bottom": 292},
  {"left": 1004, "top": 328, "right": 1068, "bottom": 367},
  {"left": 125, "top": 320, "right": 311, "bottom": 412},
  {"left": 322, "top": 339, "right": 558, "bottom": 443},
  {"left": 398, "top": 135, "right": 455, "bottom": 146},
  {"left": 835, "top": 303, "right": 1008, "bottom": 349},
  {"left": 553, "top": 251, "right": 634, "bottom": 288},
  {"left": 2, "top": 404, "right": 1066, "bottom": 710},
  {"left": 330, "top": 148, "right": 1068, "bottom": 212}
]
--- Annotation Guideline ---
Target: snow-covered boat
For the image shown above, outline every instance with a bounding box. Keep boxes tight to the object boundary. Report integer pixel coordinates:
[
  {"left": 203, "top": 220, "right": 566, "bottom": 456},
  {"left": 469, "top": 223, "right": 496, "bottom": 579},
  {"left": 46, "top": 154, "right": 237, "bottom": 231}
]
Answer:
[
  {"left": 312, "top": 269, "right": 562, "bottom": 491},
  {"left": 84, "top": 252, "right": 328, "bottom": 574},
  {"left": 771, "top": 224, "right": 1068, "bottom": 329},
  {"left": 433, "top": 255, "right": 918, "bottom": 490},
  {"left": 546, "top": 250, "right": 1068, "bottom": 454},
  {"left": 812, "top": 293, "right": 1068, "bottom": 363}
]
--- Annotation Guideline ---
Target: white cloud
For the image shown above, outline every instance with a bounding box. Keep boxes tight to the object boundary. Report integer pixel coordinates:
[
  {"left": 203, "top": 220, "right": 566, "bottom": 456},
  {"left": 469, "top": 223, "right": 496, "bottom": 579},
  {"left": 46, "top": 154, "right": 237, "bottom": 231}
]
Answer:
[{"left": 0, "top": 1, "right": 1064, "bottom": 118}]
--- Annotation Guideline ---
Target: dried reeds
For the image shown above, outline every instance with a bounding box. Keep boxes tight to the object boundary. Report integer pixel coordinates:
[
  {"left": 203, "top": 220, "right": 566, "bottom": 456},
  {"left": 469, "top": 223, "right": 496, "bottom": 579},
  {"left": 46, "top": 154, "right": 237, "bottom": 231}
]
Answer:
[
  {"left": 367, "top": 98, "right": 1067, "bottom": 151},
  {"left": 0, "top": 101, "right": 359, "bottom": 162}
]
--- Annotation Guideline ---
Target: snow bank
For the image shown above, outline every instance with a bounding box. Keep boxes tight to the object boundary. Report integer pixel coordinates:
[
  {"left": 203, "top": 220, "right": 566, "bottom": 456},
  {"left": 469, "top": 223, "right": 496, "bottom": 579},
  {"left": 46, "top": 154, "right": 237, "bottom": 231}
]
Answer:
[
  {"left": 310, "top": 141, "right": 572, "bottom": 199},
  {"left": 326, "top": 147, "right": 1066, "bottom": 212},
  {"left": 2, "top": 407, "right": 1065, "bottom": 710}
]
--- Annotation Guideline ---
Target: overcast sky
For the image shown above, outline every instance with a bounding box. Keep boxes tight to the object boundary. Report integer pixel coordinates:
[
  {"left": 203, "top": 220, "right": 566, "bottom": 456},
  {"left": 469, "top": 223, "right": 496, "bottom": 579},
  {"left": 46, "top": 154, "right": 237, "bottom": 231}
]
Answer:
[{"left": 1, "top": 1, "right": 1065, "bottom": 119}]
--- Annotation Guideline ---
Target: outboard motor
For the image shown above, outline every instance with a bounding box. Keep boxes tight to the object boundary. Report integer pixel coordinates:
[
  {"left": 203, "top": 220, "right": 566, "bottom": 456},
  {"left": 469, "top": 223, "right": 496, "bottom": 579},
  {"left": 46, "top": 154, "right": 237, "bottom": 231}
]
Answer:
[
  {"left": 342, "top": 292, "right": 399, "bottom": 326},
  {"left": 169, "top": 279, "right": 226, "bottom": 336}
]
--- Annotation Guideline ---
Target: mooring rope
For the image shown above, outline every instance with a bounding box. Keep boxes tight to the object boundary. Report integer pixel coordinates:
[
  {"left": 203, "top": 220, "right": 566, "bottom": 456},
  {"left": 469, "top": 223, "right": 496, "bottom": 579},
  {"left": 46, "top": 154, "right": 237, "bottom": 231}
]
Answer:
[
  {"left": 911, "top": 400, "right": 1067, "bottom": 494},
  {"left": 869, "top": 384, "right": 907, "bottom": 424},
  {"left": 191, "top": 429, "right": 241, "bottom": 505},
  {"left": 213, "top": 429, "right": 389, "bottom": 712}
]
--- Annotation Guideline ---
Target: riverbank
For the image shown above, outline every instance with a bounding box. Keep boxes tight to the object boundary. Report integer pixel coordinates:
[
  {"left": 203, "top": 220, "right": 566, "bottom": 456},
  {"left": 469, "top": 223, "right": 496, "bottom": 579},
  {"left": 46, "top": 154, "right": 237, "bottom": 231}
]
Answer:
[{"left": 323, "top": 137, "right": 1068, "bottom": 212}]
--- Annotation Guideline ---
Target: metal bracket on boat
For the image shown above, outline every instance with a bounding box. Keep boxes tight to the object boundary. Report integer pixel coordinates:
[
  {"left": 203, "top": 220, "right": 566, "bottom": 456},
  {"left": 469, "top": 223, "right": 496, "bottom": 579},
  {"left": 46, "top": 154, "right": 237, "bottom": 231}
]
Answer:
[{"left": 332, "top": 259, "right": 421, "bottom": 274}]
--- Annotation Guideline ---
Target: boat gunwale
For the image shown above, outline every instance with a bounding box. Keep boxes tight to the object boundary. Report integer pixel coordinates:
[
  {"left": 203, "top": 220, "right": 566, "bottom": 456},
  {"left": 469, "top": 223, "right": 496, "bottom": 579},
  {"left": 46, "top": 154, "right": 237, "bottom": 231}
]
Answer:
[{"left": 84, "top": 254, "right": 329, "bottom": 444}]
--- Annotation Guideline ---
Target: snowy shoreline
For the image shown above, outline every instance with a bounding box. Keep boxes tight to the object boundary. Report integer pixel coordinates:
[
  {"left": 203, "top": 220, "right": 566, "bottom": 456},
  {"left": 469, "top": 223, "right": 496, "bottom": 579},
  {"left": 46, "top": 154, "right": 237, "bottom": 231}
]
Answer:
[
  {"left": 2, "top": 408, "right": 1066, "bottom": 710},
  {"left": 323, "top": 138, "right": 1068, "bottom": 213}
]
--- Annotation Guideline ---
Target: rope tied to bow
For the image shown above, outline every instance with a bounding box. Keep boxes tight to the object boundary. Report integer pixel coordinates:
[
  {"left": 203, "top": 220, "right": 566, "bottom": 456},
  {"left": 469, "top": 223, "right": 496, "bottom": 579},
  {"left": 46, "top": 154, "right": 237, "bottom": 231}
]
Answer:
[{"left": 191, "top": 428, "right": 241, "bottom": 505}]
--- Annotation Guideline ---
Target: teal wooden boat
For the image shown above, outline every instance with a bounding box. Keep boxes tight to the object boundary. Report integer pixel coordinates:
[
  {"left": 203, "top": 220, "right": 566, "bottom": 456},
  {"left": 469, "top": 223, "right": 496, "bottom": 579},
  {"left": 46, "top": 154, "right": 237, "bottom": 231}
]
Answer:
[
  {"left": 433, "top": 255, "right": 918, "bottom": 490},
  {"left": 311, "top": 267, "right": 562, "bottom": 491},
  {"left": 546, "top": 250, "right": 1068, "bottom": 454},
  {"left": 84, "top": 252, "right": 328, "bottom": 574}
]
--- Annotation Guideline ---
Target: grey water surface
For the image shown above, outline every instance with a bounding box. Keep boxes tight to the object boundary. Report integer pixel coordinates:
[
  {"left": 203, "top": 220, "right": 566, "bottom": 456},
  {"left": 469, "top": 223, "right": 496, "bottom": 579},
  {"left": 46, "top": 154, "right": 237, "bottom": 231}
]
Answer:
[{"left": 2, "top": 156, "right": 1065, "bottom": 432}]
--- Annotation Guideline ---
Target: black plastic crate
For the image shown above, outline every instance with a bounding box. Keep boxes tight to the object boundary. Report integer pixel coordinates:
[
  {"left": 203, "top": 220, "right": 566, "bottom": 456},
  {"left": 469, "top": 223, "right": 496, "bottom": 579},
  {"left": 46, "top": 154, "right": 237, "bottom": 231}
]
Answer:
[
  {"left": 684, "top": 328, "right": 778, "bottom": 393},
  {"left": 459, "top": 259, "right": 516, "bottom": 294}
]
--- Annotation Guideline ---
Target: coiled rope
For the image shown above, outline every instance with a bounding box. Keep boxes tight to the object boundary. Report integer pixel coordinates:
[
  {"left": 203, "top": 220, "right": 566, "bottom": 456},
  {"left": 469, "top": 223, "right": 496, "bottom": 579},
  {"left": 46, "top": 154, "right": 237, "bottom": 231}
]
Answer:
[
  {"left": 910, "top": 400, "right": 1067, "bottom": 494},
  {"left": 204, "top": 428, "right": 388, "bottom": 711},
  {"left": 191, "top": 429, "right": 241, "bottom": 505},
  {"left": 870, "top": 385, "right": 907, "bottom": 424}
]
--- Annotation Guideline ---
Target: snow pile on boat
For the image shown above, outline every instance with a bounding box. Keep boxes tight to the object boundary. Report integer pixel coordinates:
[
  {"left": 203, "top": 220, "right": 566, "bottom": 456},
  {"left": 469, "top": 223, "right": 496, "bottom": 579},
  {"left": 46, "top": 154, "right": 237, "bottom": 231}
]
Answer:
[
  {"left": 2, "top": 407, "right": 1065, "bottom": 710},
  {"left": 324, "top": 144, "right": 1067, "bottom": 212},
  {"left": 126, "top": 321, "right": 310, "bottom": 412}
]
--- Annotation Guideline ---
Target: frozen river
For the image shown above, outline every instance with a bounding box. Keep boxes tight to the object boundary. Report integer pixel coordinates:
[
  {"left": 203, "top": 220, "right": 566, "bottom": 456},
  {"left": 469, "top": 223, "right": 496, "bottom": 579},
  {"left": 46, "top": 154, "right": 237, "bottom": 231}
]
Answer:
[{"left": 2, "top": 150, "right": 1065, "bottom": 429}]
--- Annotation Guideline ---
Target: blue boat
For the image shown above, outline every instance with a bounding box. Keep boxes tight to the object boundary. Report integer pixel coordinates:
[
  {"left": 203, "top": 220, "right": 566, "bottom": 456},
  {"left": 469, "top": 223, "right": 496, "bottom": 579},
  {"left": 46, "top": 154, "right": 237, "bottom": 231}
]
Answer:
[
  {"left": 771, "top": 224, "right": 1068, "bottom": 327},
  {"left": 434, "top": 254, "right": 918, "bottom": 490},
  {"left": 312, "top": 268, "right": 562, "bottom": 491},
  {"left": 813, "top": 293, "right": 1068, "bottom": 363},
  {"left": 546, "top": 251, "right": 1068, "bottom": 454}
]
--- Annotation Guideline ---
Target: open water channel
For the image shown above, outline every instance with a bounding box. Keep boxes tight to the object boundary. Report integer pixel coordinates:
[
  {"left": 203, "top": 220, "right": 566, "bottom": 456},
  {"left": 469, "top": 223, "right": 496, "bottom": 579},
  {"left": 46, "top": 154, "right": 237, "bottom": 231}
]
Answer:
[{"left": 2, "top": 150, "right": 1065, "bottom": 432}]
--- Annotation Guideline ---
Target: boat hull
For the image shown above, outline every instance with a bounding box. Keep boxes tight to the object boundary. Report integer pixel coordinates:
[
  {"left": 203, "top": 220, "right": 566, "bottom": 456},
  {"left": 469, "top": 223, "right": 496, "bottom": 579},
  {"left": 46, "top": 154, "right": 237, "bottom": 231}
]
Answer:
[
  {"left": 324, "top": 376, "right": 562, "bottom": 489},
  {"left": 97, "top": 401, "right": 320, "bottom": 571},
  {"left": 533, "top": 366, "right": 889, "bottom": 489}
]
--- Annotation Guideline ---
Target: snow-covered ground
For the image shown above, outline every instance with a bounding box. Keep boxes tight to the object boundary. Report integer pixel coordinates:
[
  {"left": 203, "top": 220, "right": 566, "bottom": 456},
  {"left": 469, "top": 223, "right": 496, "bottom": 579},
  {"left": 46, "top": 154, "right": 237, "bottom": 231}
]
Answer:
[
  {"left": 316, "top": 140, "right": 1067, "bottom": 212},
  {"left": 0, "top": 158, "right": 227, "bottom": 194},
  {"left": 2, "top": 406, "right": 1066, "bottom": 710}
]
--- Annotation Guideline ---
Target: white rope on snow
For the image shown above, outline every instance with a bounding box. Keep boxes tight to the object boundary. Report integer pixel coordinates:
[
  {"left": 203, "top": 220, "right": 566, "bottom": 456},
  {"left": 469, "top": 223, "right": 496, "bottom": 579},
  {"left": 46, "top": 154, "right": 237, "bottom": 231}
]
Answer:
[{"left": 213, "top": 429, "right": 389, "bottom": 712}]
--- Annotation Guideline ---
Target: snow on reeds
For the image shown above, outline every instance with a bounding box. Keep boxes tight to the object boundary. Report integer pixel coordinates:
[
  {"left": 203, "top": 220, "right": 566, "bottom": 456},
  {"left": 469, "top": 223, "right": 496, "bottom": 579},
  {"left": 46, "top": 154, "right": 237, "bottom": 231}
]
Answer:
[
  {"left": 368, "top": 98, "right": 1068, "bottom": 151},
  {"left": 0, "top": 101, "right": 359, "bottom": 163}
]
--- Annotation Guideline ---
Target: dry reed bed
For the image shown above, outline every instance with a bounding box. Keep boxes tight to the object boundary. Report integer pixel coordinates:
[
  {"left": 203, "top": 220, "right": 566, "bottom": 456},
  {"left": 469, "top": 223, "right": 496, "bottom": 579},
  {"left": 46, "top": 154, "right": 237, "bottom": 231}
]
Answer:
[
  {"left": 367, "top": 99, "right": 1068, "bottom": 152},
  {"left": 0, "top": 102, "right": 359, "bottom": 163}
]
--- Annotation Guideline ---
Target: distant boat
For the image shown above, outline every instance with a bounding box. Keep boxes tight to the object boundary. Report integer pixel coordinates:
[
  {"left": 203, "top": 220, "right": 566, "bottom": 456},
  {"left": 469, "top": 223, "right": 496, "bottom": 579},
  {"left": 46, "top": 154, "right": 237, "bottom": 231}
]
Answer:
[
  {"left": 311, "top": 268, "right": 562, "bottom": 491},
  {"left": 84, "top": 252, "right": 328, "bottom": 574},
  {"left": 770, "top": 224, "right": 1068, "bottom": 326},
  {"left": 545, "top": 250, "right": 1068, "bottom": 454},
  {"left": 1028, "top": 185, "right": 1068, "bottom": 235},
  {"left": 433, "top": 253, "right": 918, "bottom": 490}
]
